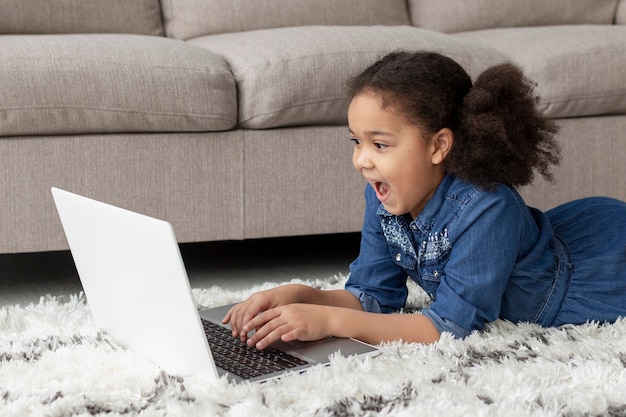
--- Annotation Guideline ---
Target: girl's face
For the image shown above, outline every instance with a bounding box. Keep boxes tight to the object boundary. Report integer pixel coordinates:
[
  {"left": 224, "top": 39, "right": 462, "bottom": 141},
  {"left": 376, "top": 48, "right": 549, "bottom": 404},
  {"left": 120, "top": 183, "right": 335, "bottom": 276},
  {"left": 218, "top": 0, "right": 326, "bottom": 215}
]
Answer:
[{"left": 348, "top": 91, "right": 448, "bottom": 219}]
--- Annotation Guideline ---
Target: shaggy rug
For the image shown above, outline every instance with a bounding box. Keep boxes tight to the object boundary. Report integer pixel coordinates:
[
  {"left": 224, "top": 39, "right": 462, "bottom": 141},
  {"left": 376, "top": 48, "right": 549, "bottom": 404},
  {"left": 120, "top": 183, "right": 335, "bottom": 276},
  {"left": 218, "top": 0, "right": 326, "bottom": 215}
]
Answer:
[{"left": 1, "top": 274, "right": 626, "bottom": 417}]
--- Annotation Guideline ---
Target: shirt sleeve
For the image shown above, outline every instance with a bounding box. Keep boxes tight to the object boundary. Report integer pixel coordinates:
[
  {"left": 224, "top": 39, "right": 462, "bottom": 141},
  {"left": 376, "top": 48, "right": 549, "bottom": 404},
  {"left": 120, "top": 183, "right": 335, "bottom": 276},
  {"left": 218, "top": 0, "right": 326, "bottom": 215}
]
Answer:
[
  {"left": 345, "top": 185, "right": 409, "bottom": 313},
  {"left": 421, "top": 188, "right": 525, "bottom": 338}
]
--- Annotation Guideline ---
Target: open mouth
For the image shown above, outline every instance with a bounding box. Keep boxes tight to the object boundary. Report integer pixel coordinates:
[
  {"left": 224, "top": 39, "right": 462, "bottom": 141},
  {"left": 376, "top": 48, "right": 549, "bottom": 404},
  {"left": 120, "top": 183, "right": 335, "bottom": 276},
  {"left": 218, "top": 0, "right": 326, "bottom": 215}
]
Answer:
[{"left": 374, "top": 181, "right": 390, "bottom": 201}]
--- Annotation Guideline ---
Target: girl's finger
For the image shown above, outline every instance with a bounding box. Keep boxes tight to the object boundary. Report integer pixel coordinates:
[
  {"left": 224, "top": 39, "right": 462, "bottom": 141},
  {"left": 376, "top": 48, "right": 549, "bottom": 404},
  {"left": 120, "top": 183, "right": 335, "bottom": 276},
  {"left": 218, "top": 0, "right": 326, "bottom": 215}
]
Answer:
[{"left": 249, "top": 320, "right": 290, "bottom": 350}]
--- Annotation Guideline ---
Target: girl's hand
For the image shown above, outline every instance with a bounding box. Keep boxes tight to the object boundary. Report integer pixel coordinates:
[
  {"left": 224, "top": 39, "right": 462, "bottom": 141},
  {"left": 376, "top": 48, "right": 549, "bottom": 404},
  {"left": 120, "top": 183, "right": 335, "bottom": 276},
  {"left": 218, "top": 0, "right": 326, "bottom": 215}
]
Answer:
[
  {"left": 222, "top": 284, "right": 307, "bottom": 341},
  {"left": 240, "top": 304, "right": 333, "bottom": 350}
]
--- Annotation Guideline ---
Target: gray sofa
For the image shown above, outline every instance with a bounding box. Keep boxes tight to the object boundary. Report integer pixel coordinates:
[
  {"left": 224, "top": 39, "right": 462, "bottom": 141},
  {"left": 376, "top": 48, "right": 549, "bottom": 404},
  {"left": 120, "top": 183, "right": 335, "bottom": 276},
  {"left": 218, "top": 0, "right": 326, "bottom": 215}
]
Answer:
[{"left": 1, "top": 0, "right": 625, "bottom": 254}]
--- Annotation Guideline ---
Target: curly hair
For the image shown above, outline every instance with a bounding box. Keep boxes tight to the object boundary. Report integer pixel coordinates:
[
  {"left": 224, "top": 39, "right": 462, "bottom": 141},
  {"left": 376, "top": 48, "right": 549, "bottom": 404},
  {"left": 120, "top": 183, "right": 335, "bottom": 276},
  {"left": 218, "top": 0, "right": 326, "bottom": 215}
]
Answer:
[{"left": 348, "top": 51, "right": 560, "bottom": 188}]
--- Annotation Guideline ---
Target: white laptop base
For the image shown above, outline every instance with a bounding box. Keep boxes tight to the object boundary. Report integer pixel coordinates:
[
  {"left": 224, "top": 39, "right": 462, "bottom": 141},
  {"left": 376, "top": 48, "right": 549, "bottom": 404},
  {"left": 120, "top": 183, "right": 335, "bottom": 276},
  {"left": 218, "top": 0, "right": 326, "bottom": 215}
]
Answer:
[{"left": 51, "top": 187, "right": 377, "bottom": 383}]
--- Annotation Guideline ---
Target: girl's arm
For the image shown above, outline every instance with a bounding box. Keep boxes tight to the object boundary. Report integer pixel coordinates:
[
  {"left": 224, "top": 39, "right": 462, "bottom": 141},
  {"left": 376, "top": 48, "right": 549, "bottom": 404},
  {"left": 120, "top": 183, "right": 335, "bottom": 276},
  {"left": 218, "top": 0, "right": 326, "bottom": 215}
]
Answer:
[
  {"left": 294, "top": 285, "right": 364, "bottom": 309},
  {"left": 222, "top": 284, "right": 363, "bottom": 338},
  {"left": 241, "top": 302, "right": 441, "bottom": 349}
]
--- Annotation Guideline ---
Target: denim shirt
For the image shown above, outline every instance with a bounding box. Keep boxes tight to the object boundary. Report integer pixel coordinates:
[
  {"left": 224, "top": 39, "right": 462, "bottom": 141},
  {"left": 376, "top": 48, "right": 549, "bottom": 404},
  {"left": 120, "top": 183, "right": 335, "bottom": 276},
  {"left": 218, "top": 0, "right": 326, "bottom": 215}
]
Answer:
[{"left": 346, "top": 174, "right": 572, "bottom": 339}]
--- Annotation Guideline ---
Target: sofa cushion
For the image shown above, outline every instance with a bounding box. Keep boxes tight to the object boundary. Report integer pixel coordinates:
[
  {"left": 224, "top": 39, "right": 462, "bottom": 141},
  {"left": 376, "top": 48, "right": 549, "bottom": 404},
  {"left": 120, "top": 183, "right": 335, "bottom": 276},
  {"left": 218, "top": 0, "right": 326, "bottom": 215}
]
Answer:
[
  {"left": 162, "top": 0, "right": 410, "bottom": 40},
  {"left": 454, "top": 26, "right": 626, "bottom": 118},
  {"left": 0, "top": 0, "right": 163, "bottom": 36},
  {"left": 408, "top": 0, "right": 619, "bottom": 33},
  {"left": 188, "top": 26, "right": 508, "bottom": 129},
  {"left": 0, "top": 35, "right": 237, "bottom": 137}
]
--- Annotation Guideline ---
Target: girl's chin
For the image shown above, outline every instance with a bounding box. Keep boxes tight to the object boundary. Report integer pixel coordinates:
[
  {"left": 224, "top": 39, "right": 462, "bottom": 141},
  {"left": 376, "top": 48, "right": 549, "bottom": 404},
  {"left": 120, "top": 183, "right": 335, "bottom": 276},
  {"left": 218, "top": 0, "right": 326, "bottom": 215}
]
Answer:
[{"left": 381, "top": 203, "right": 405, "bottom": 216}]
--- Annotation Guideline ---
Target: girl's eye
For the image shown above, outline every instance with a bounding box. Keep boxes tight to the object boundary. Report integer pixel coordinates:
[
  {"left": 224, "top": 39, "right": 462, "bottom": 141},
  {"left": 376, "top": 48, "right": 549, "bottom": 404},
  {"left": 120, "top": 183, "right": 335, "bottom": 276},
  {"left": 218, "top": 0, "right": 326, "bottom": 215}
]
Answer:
[
  {"left": 374, "top": 142, "right": 387, "bottom": 149},
  {"left": 350, "top": 137, "right": 361, "bottom": 145}
]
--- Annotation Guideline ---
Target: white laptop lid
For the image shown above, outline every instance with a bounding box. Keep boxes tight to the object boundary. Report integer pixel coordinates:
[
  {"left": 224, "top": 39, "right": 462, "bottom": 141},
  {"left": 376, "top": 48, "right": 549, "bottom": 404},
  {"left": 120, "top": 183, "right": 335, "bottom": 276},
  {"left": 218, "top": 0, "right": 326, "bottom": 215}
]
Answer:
[{"left": 51, "top": 187, "right": 218, "bottom": 379}]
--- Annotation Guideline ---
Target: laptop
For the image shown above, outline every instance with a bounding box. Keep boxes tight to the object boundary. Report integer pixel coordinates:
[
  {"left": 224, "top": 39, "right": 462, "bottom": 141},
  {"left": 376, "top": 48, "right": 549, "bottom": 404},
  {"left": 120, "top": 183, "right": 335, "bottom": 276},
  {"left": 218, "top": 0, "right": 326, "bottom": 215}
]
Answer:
[{"left": 51, "top": 187, "right": 378, "bottom": 383}]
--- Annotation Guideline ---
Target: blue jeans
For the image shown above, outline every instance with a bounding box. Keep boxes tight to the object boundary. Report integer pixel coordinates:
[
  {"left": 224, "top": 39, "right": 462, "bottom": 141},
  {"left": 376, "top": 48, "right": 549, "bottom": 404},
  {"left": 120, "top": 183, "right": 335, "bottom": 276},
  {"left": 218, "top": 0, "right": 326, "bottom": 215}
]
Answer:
[{"left": 548, "top": 197, "right": 626, "bottom": 326}]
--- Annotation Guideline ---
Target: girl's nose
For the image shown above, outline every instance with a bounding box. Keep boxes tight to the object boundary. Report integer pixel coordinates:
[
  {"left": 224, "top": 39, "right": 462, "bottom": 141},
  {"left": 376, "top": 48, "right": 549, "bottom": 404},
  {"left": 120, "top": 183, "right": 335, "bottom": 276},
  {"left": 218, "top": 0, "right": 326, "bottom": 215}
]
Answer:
[{"left": 353, "top": 147, "right": 373, "bottom": 171}]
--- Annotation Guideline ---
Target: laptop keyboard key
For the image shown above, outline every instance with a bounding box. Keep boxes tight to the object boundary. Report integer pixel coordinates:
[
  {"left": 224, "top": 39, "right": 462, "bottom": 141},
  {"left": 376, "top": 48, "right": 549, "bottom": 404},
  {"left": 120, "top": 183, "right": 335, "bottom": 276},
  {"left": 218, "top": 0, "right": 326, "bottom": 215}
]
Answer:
[{"left": 201, "top": 319, "right": 309, "bottom": 380}]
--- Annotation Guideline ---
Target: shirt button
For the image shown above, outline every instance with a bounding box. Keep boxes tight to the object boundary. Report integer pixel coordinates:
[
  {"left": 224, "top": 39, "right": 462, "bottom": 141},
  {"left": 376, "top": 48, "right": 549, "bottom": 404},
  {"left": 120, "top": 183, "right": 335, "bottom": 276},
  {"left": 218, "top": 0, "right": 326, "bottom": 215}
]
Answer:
[
  {"left": 410, "top": 224, "right": 417, "bottom": 230},
  {"left": 433, "top": 270, "right": 439, "bottom": 278},
  {"left": 395, "top": 253, "right": 402, "bottom": 262}
]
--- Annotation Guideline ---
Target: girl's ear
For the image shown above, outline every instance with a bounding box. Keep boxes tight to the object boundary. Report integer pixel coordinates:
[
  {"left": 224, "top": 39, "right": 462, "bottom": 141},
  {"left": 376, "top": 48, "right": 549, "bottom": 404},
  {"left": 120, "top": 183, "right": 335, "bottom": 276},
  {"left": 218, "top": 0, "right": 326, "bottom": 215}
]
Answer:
[{"left": 431, "top": 128, "right": 454, "bottom": 165}]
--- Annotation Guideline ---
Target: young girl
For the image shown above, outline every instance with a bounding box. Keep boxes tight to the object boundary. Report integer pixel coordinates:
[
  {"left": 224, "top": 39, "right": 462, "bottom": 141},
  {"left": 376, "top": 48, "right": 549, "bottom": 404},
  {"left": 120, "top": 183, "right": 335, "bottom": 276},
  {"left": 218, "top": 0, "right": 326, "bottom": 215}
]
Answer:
[{"left": 223, "top": 51, "right": 626, "bottom": 349}]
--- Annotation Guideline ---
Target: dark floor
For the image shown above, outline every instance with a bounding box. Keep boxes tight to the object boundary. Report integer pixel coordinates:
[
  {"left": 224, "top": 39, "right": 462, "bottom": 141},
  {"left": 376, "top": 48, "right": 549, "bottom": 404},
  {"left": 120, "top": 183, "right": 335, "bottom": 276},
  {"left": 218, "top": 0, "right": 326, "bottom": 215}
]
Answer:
[{"left": 0, "top": 233, "right": 361, "bottom": 307}]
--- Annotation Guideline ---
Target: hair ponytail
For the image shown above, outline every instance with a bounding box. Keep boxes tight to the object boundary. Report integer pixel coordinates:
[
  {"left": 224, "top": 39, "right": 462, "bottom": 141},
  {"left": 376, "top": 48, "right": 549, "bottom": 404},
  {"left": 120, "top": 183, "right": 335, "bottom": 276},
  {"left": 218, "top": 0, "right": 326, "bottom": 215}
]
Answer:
[{"left": 445, "top": 63, "right": 560, "bottom": 188}]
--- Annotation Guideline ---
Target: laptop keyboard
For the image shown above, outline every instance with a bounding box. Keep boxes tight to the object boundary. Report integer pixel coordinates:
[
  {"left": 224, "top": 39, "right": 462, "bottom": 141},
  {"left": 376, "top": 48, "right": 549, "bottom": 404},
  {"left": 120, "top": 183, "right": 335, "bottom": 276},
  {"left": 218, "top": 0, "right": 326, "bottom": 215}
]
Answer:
[{"left": 201, "top": 319, "right": 309, "bottom": 380}]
